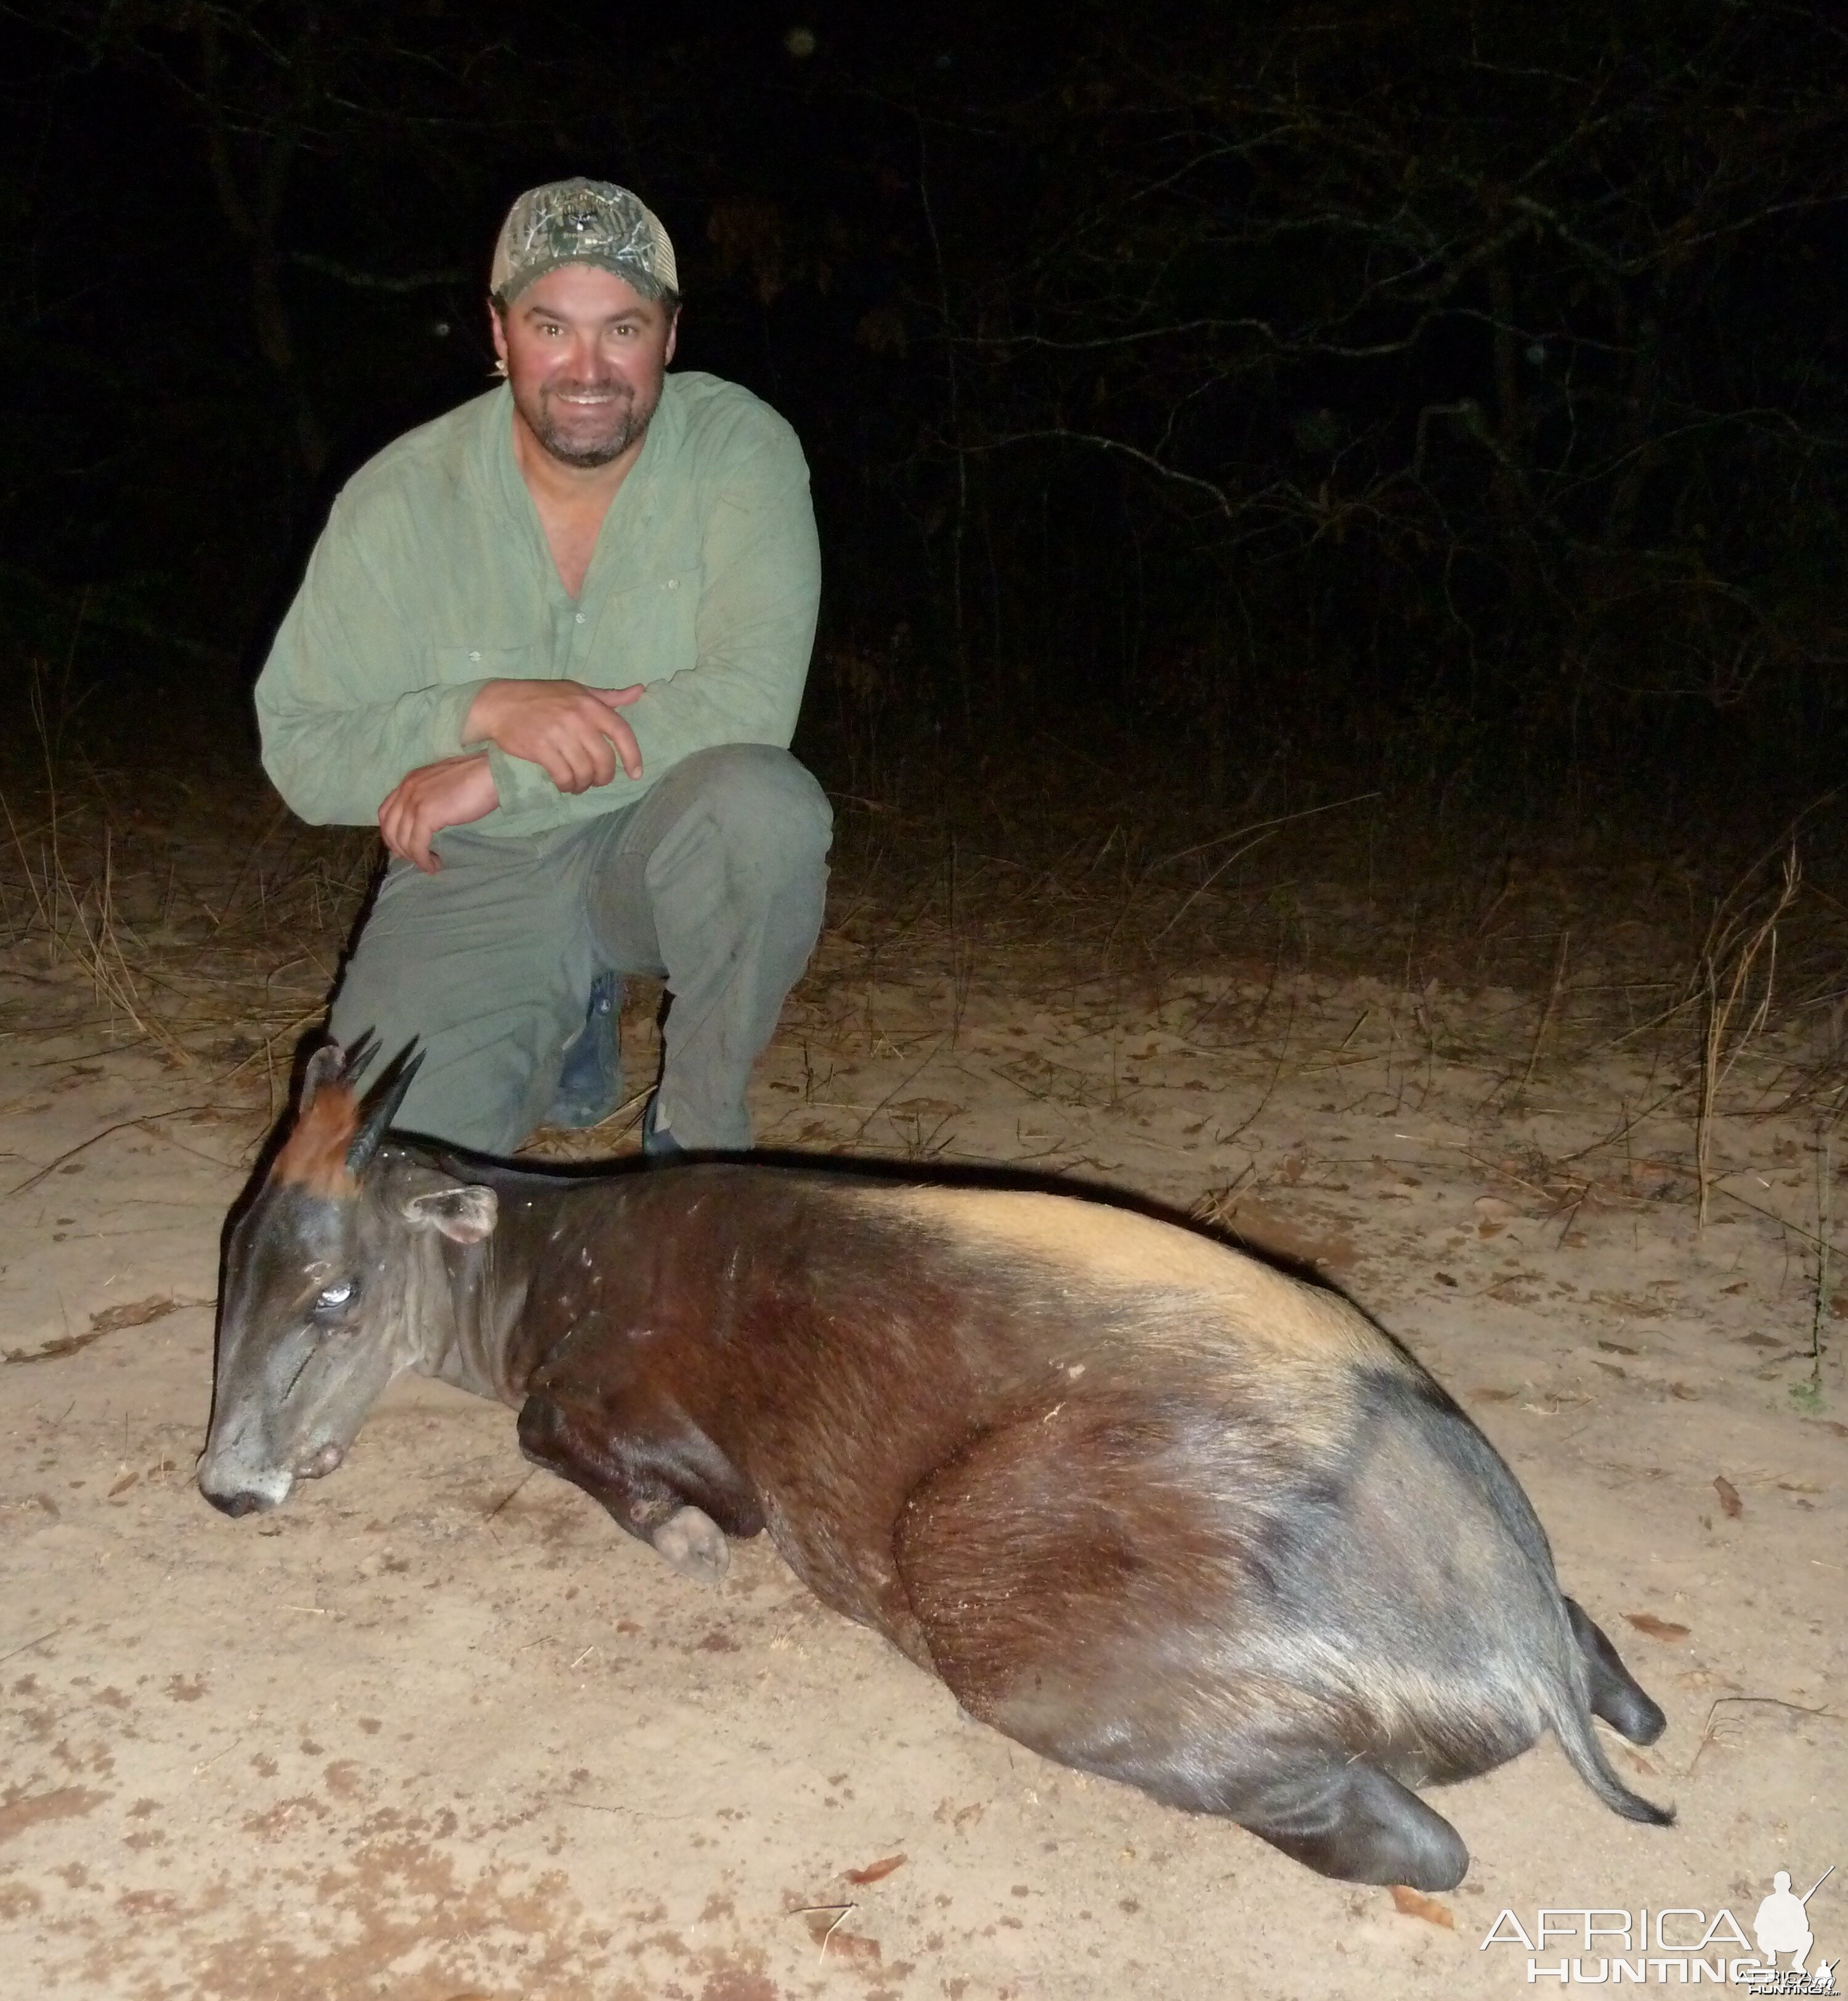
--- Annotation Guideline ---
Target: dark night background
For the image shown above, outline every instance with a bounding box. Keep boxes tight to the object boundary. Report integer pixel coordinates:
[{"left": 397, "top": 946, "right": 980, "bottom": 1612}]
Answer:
[{"left": 2, "top": 0, "right": 1844, "bottom": 842}]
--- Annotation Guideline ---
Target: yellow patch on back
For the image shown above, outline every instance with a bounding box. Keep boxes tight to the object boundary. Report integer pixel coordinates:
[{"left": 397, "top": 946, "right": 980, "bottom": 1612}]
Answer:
[
  {"left": 272, "top": 1082, "right": 360, "bottom": 1198},
  {"left": 877, "top": 1186, "right": 1385, "bottom": 1367}
]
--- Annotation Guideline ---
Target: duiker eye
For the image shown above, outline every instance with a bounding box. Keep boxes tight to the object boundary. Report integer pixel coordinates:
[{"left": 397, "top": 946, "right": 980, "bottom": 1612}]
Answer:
[{"left": 314, "top": 1279, "right": 355, "bottom": 1312}]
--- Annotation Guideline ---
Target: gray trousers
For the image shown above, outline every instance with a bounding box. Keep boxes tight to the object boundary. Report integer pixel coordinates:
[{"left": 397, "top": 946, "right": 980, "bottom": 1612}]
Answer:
[{"left": 328, "top": 744, "right": 832, "bottom": 1154}]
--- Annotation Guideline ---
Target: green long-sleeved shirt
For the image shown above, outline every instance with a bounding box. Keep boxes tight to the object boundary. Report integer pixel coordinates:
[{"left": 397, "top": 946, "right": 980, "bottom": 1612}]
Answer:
[{"left": 254, "top": 372, "right": 822, "bottom": 836}]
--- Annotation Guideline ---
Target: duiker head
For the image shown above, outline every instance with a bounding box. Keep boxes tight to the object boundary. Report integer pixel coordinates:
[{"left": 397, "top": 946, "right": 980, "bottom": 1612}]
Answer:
[{"left": 197, "top": 1041, "right": 496, "bottom": 1516}]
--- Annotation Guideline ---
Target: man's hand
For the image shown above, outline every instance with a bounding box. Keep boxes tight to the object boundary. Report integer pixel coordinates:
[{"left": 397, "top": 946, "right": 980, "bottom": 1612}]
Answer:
[
  {"left": 378, "top": 752, "right": 500, "bottom": 873},
  {"left": 464, "top": 679, "right": 646, "bottom": 792}
]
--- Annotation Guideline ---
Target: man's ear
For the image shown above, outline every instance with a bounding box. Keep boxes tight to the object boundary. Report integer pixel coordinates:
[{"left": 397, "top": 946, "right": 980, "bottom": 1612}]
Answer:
[
  {"left": 488, "top": 297, "right": 509, "bottom": 376},
  {"left": 664, "top": 307, "right": 679, "bottom": 367},
  {"left": 401, "top": 1185, "right": 499, "bottom": 1243}
]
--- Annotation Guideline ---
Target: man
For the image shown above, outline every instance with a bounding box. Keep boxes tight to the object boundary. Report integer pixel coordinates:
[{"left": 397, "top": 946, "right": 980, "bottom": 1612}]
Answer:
[{"left": 256, "top": 178, "right": 830, "bottom": 1156}]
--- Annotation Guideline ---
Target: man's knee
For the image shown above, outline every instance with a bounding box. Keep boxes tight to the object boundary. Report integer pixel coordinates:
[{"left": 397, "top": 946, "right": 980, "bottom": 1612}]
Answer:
[
  {"left": 679, "top": 745, "right": 830, "bottom": 841},
  {"left": 656, "top": 745, "right": 832, "bottom": 883}
]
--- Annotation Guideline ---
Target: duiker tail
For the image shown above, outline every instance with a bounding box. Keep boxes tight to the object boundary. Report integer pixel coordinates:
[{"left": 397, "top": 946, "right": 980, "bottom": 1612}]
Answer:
[{"left": 1546, "top": 1686, "right": 1676, "bottom": 1827}]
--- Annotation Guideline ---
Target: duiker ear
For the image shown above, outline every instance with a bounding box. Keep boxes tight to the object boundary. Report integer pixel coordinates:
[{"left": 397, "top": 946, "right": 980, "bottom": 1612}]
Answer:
[
  {"left": 400, "top": 1185, "right": 498, "bottom": 1243},
  {"left": 300, "top": 1032, "right": 379, "bottom": 1114}
]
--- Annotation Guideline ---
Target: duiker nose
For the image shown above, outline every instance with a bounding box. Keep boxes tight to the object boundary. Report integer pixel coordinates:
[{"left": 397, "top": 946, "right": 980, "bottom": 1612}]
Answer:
[{"left": 198, "top": 1482, "right": 274, "bottom": 1518}]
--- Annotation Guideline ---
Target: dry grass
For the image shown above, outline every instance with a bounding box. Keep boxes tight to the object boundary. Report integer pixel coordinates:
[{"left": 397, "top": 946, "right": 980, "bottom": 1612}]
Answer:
[
  {"left": 0, "top": 737, "right": 376, "bottom": 1126},
  {"left": 1692, "top": 844, "right": 1801, "bottom": 1229},
  {"left": 4, "top": 726, "right": 1847, "bottom": 1221}
]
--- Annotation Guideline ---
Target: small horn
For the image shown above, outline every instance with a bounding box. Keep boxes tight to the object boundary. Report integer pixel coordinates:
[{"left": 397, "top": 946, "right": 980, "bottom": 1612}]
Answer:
[{"left": 346, "top": 1041, "right": 424, "bottom": 1174}]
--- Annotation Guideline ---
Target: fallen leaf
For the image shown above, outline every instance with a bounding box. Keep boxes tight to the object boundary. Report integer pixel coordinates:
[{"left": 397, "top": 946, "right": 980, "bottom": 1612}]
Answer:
[
  {"left": 1589, "top": 1291, "right": 1668, "bottom": 1319},
  {"left": 1668, "top": 1382, "right": 1701, "bottom": 1401},
  {"left": 1391, "top": 1885, "right": 1455, "bottom": 1928},
  {"left": 1625, "top": 1612, "right": 1690, "bottom": 1642},
  {"left": 1598, "top": 1340, "right": 1639, "bottom": 1356},
  {"left": 1434, "top": 1271, "right": 1458, "bottom": 1287},
  {"left": 1713, "top": 1476, "right": 1743, "bottom": 1519},
  {"left": 845, "top": 1853, "right": 907, "bottom": 1886},
  {"left": 1471, "top": 1387, "right": 1517, "bottom": 1402},
  {"left": 107, "top": 1471, "right": 139, "bottom": 1498}
]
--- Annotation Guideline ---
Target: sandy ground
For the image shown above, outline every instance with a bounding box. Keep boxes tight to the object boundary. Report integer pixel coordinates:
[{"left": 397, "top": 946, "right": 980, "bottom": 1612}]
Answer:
[{"left": 3, "top": 860, "right": 1846, "bottom": 2000}]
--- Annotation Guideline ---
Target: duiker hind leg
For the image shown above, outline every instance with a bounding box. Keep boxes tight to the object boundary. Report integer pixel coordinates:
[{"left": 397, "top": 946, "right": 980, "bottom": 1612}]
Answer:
[
  {"left": 895, "top": 1414, "right": 1472, "bottom": 1889},
  {"left": 1564, "top": 1597, "right": 1667, "bottom": 1745},
  {"left": 1220, "top": 1757, "right": 1470, "bottom": 1890}
]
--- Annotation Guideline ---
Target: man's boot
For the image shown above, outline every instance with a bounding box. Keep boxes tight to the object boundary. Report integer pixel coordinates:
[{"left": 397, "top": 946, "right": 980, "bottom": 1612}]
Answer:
[{"left": 545, "top": 971, "right": 623, "bottom": 1128}]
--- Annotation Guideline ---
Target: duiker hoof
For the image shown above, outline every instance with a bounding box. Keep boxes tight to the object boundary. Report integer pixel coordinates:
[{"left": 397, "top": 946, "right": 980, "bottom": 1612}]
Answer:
[{"left": 651, "top": 1505, "right": 729, "bottom": 1585}]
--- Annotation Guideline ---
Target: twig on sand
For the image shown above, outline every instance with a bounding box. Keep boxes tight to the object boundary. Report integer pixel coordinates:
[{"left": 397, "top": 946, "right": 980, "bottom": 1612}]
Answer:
[
  {"left": 482, "top": 1470, "right": 537, "bottom": 1523},
  {"left": 2, "top": 1107, "right": 225, "bottom": 1198},
  {"left": 3, "top": 1293, "right": 213, "bottom": 1365},
  {"left": 1688, "top": 1694, "right": 1842, "bottom": 1775},
  {"left": 1709, "top": 1179, "right": 1846, "bottom": 1262},
  {"left": 790, "top": 1902, "right": 860, "bottom": 1961},
  {"left": 1510, "top": 928, "right": 1570, "bottom": 1104},
  {"left": 850, "top": 1032, "right": 950, "bottom": 1146},
  {"left": 0, "top": 1623, "right": 69, "bottom": 1669},
  {"left": 1152, "top": 792, "right": 1380, "bottom": 944}
]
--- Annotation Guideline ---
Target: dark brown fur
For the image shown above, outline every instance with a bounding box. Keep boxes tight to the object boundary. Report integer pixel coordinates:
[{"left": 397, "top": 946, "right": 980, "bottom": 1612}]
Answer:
[
  {"left": 496, "top": 1162, "right": 1671, "bottom": 1888},
  {"left": 206, "top": 1084, "right": 1672, "bottom": 1890}
]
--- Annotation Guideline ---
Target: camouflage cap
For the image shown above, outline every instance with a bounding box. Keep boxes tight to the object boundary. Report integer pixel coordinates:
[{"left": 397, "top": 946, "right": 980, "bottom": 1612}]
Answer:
[{"left": 490, "top": 179, "right": 679, "bottom": 307}]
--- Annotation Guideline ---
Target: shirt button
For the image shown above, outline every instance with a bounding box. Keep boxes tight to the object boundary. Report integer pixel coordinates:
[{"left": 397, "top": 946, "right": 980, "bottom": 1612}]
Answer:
[
  {"left": 575, "top": 613, "right": 585, "bottom": 624},
  {"left": 469, "top": 649, "right": 481, "bottom": 662},
  {"left": 666, "top": 577, "right": 679, "bottom": 591}
]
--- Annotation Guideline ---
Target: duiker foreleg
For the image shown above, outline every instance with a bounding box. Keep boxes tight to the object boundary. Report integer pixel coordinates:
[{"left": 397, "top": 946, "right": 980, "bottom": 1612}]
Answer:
[{"left": 517, "top": 1386, "right": 761, "bottom": 1584}]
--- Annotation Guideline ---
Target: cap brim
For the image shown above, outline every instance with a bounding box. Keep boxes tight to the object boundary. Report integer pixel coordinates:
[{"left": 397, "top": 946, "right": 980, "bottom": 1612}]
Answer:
[{"left": 493, "top": 252, "right": 673, "bottom": 307}]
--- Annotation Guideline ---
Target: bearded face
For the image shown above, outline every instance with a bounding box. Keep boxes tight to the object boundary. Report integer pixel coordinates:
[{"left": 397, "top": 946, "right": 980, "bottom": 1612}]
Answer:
[{"left": 493, "top": 264, "right": 679, "bottom": 471}]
